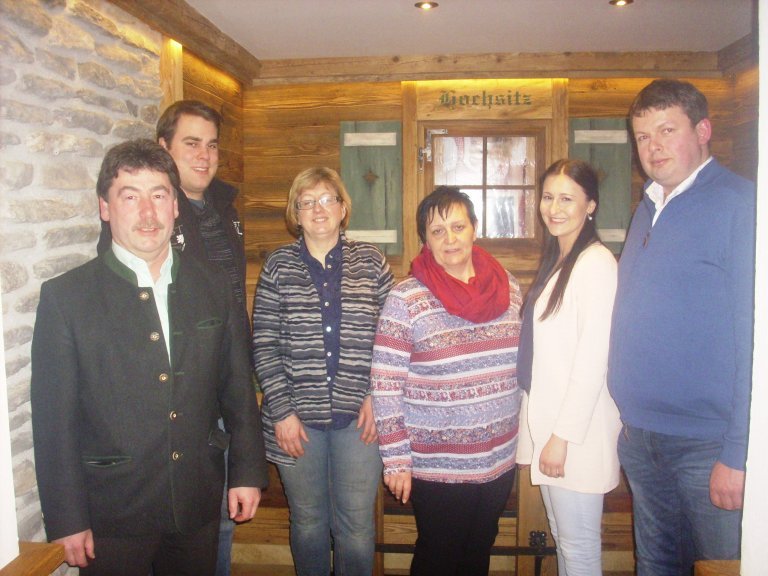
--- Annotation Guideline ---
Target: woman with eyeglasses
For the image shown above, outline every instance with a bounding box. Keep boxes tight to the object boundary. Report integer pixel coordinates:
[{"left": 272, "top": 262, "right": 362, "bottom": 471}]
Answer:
[{"left": 252, "top": 167, "right": 394, "bottom": 576}]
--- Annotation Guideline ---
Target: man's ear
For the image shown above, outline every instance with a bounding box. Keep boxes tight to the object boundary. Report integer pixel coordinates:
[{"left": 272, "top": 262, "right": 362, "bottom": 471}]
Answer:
[
  {"left": 158, "top": 137, "right": 169, "bottom": 151},
  {"left": 695, "top": 118, "right": 712, "bottom": 146},
  {"left": 98, "top": 196, "right": 110, "bottom": 222}
]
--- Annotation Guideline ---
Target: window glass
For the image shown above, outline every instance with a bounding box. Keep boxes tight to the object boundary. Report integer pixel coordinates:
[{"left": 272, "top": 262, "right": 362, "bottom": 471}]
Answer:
[{"left": 435, "top": 135, "right": 537, "bottom": 239}]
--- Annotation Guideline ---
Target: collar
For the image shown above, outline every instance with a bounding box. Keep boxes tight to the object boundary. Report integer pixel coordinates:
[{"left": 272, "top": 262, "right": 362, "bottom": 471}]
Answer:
[
  {"left": 299, "top": 235, "right": 343, "bottom": 266},
  {"left": 110, "top": 242, "right": 175, "bottom": 287},
  {"left": 645, "top": 156, "right": 713, "bottom": 207}
]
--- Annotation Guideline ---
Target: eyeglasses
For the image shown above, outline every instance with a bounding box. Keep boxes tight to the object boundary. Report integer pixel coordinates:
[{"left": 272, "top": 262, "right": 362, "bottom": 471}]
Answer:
[{"left": 295, "top": 195, "right": 342, "bottom": 211}]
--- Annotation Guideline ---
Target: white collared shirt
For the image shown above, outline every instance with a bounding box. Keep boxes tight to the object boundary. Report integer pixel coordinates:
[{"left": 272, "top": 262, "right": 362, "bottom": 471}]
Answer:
[
  {"left": 112, "top": 242, "right": 174, "bottom": 362},
  {"left": 646, "top": 157, "right": 713, "bottom": 226}
]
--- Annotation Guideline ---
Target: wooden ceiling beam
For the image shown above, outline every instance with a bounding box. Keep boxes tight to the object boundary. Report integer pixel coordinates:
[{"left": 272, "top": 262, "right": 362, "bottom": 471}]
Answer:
[
  {"left": 107, "top": 0, "right": 261, "bottom": 83},
  {"left": 107, "top": 0, "right": 752, "bottom": 87},
  {"left": 252, "top": 51, "right": 723, "bottom": 85}
]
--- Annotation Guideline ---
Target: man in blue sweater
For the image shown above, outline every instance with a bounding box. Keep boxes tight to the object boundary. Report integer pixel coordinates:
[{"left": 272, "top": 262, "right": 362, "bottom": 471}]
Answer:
[{"left": 609, "top": 79, "right": 755, "bottom": 575}]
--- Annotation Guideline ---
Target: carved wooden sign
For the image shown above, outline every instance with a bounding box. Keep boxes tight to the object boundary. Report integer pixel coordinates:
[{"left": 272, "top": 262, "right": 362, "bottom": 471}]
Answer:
[{"left": 416, "top": 79, "right": 554, "bottom": 120}]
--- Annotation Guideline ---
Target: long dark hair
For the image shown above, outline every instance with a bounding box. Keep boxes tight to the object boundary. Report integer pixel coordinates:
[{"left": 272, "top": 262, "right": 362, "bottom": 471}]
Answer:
[{"left": 527, "top": 159, "right": 601, "bottom": 320}]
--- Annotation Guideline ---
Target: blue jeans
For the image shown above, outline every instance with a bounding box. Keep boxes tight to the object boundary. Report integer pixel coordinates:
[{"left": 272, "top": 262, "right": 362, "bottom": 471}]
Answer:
[
  {"left": 277, "top": 420, "right": 382, "bottom": 576},
  {"left": 540, "top": 485, "right": 604, "bottom": 576},
  {"left": 216, "top": 420, "right": 234, "bottom": 576},
  {"left": 216, "top": 477, "right": 234, "bottom": 576},
  {"left": 618, "top": 424, "right": 742, "bottom": 576}
]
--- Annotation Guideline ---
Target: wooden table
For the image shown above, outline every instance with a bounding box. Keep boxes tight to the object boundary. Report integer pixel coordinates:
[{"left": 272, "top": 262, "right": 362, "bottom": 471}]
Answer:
[{"left": 0, "top": 542, "right": 65, "bottom": 576}]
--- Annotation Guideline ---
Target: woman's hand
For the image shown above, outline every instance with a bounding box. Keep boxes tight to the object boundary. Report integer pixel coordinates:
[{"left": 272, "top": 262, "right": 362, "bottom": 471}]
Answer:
[
  {"left": 357, "top": 396, "right": 378, "bottom": 445},
  {"left": 539, "top": 434, "right": 568, "bottom": 478},
  {"left": 384, "top": 471, "right": 412, "bottom": 504},
  {"left": 274, "top": 414, "right": 308, "bottom": 458}
]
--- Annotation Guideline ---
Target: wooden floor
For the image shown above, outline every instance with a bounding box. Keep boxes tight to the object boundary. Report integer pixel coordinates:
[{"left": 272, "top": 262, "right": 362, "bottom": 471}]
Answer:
[
  {"left": 232, "top": 464, "right": 636, "bottom": 576},
  {"left": 232, "top": 565, "right": 635, "bottom": 576}
]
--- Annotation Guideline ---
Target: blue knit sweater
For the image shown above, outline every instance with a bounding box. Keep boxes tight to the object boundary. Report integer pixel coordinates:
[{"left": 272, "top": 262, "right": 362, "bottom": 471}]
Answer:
[{"left": 608, "top": 159, "right": 755, "bottom": 470}]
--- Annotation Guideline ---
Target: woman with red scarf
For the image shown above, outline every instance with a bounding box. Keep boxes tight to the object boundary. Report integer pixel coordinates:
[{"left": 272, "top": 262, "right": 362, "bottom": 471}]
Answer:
[{"left": 371, "top": 187, "right": 522, "bottom": 576}]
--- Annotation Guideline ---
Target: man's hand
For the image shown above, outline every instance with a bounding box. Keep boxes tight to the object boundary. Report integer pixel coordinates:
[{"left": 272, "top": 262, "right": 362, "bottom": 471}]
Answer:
[
  {"left": 383, "top": 471, "right": 412, "bottom": 504},
  {"left": 55, "top": 529, "right": 95, "bottom": 568},
  {"left": 274, "top": 414, "right": 308, "bottom": 458},
  {"left": 357, "top": 396, "right": 378, "bottom": 444},
  {"left": 228, "top": 487, "right": 262, "bottom": 522},
  {"left": 710, "top": 461, "right": 745, "bottom": 510}
]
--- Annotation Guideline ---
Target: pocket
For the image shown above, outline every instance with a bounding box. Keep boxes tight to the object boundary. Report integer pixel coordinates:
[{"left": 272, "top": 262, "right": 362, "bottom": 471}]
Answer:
[
  {"left": 197, "top": 317, "right": 224, "bottom": 330},
  {"left": 208, "top": 428, "right": 231, "bottom": 451},
  {"left": 82, "top": 455, "right": 132, "bottom": 468}
]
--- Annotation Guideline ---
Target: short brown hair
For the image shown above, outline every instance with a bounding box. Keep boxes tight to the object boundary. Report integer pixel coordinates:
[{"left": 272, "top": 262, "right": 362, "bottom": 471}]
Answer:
[
  {"left": 96, "top": 139, "right": 180, "bottom": 200},
  {"left": 156, "top": 100, "right": 222, "bottom": 145},
  {"left": 285, "top": 167, "right": 352, "bottom": 237},
  {"left": 629, "top": 79, "right": 709, "bottom": 127}
]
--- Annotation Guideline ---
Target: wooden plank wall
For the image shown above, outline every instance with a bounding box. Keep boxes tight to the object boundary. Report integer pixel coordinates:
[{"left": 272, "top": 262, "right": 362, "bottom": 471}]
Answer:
[
  {"left": 182, "top": 49, "right": 245, "bottom": 196},
  {"left": 728, "top": 66, "right": 759, "bottom": 182},
  {"left": 242, "top": 82, "right": 402, "bottom": 307},
  {"left": 242, "top": 69, "right": 758, "bottom": 308}
]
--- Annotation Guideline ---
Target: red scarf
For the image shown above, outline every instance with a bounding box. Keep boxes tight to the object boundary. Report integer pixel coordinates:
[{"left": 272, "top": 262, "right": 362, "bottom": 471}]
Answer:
[{"left": 411, "top": 245, "right": 510, "bottom": 323}]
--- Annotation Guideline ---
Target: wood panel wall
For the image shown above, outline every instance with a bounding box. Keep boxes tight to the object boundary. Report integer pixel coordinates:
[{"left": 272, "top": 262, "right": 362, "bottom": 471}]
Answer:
[
  {"left": 242, "top": 82, "right": 402, "bottom": 304},
  {"left": 182, "top": 49, "right": 244, "bottom": 189},
  {"left": 728, "top": 66, "right": 759, "bottom": 181},
  {"left": 242, "top": 69, "right": 758, "bottom": 306}
]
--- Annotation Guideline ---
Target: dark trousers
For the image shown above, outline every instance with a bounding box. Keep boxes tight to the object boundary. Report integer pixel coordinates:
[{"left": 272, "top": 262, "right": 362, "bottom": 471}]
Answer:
[
  {"left": 409, "top": 469, "right": 515, "bottom": 576},
  {"left": 80, "top": 517, "right": 219, "bottom": 576}
]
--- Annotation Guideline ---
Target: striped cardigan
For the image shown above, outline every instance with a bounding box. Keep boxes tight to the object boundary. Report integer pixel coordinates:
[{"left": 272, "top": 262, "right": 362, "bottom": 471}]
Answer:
[
  {"left": 252, "top": 235, "right": 394, "bottom": 465},
  {"left": 371, "top": 274, "right": 522, "bottom": 483}
]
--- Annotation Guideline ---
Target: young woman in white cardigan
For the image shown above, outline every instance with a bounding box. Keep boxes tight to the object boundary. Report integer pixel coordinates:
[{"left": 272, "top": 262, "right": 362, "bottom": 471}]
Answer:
[{"left": 516, "top": 159, "right": 622, "bottom": 576}]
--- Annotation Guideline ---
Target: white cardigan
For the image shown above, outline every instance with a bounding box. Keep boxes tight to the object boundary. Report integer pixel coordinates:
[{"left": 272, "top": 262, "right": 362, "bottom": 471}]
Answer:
[{"left": 517, "top": 243, "right": 621, "bottom": 494}]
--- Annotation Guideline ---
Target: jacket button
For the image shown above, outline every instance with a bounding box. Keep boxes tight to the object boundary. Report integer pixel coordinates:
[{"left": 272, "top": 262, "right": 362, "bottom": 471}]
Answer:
[
  {"left": 159, "top": 373, "right": 169, "bottom": 383},
  {"left": 150, "top": 331, "right": 160, "bottom": 342},
  {"left": 169, "top": 411, "right": 177, "bottom": 421},
  {"left": 171, "top": 451, "right": 182, "bottom": 461},
  {"left": 139, "top": 291, "right": 150, "bottom": 301}
]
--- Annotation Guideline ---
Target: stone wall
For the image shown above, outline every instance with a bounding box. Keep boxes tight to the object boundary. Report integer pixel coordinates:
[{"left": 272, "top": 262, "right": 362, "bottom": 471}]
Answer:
[{"left": 0, "top": 0, "right": 162, "bottom": 559}]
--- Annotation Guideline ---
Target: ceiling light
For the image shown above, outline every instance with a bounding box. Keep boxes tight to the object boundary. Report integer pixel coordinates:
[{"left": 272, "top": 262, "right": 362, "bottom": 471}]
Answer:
[
  {"left": 609, "top": 0, "right": 634, "bottom": 5},
  {"left": 415, "top": 2, "right": 439, "bottom": 10}
]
